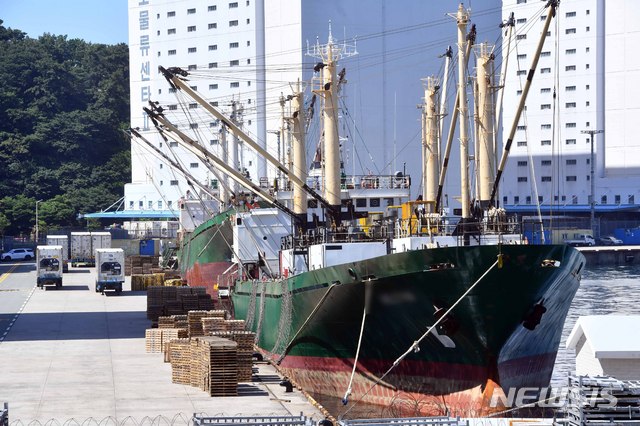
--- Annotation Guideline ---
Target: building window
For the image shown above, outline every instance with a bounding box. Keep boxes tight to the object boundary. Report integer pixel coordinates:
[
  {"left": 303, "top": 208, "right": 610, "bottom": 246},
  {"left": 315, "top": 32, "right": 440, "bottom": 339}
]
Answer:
[
  {"left": 209, "top": 101, "right": 218, "bottom": 107},
  {"left": 168, "top": 49, "right": 176, "bottom": 55},
  {"left": 586, "top": 26, "right": 590, "bottom": 32},
  {"left": 541, "top": 160, "right": 552, "bottom": 166},
  {"left": 210, "top": 139, "right": 218, "bottom": 145},
  {"left": 615, "top": 195, "right": 621, "bottom": 204},
  {"left": 168, "top": 105, "right": 178, "bottom": 111},
  {"left": 229, "top": 2, "right": 238, "bottom": 7},
  {"left": 247, "top": 40, "right": 251, "bottom": 46},
  {"left": 541, "top": 88, "right": 551, "bottom": 93},
  {"left": 526, "top": 196, "right": 531, "bottom": 204},
  {"left": 168, "top": 11, "right": 176, "bottom": 17},
  {"left": 187, "top": 8, "right": 196, "bottom": 14},
  {"left": 158, "top": 201, "right": 163, "bottom": 209},
  {"left": 188, "top": 25, "right": 196, "bottom": 32},
  {"left": 540, "top": 15, "right": 547, "bottom": 21},
  {"left": 370, "top": 198, "right": 381, "bottom": 208},
  {"left": 517, "top": 18, "right": 527, "bottom": 24},
  {"left": 246, "top": 18, "right": 250, "bottom": 24},
  {"left": 189, "top": 103, "right": 198, "bottom": 109},
  {"left": 190, "top": 163, "right": 199, "bottom": 168},
  {"left": 514, "top": 196, "right": 520, "bottom": 204},
  {"left": 540, "top": 67, "right": 551, "bottom": 74},
  {"left": 230, "top": 60, "right": 239, "bottom": 66},
  {"left": 230, "top": 82, "right": 240, "bottom": 88},
  {"left": 566, "top": 102, "right": 576, "bottom": 108},
  {"left": 208, "top": 5, "right": 217, "bottom": 11},
  {"left": 188, "top": 47, "right": 197, "bottom": 53},
  {"left": 541, "top": 51, "right": 550, "bottom": 57},
  {"left": 209, "top": 62, "right": 218, "bottom": 68},
  {"left": 629, "top": 195, "right": 635, "bottom": 204},
  {"left": 517, "top": 90, "right": 523, "bottom": 95},
  {"left": 586, "top": 101, "right": 590, "bottom": 107},
  {"left": 517, "top": 125, "right": 527, "bottom": 131},
  {"left": 229, "top": 20, "right": 239, "bottom": 27},
  {"left": 188, "top": 64, "right": 197, "bottom": 71},
  {"left": 566, "top": 159, "right": 577, "bottom": 165},
  {"left": 565, "top": 65, "right": 576, "bottom": 71},
  {"left": 190, "top": 123, "right": 198, "bottom": 129},
  {"left": 566, "top": 48, "right": 576, "bottom": 54},
  {"left": 139, "top": 201, "right": 143, "bottom": 208},
  {"left": 566, "top": 28, "right": 576, "bottom": 34},
  {"left": 209, "top": 84, "right": 218, "bottom": 90},
  {"left": 230, "top": 42, "right": 239, "bottom": 48},
  {"left": 566, "top": 85, "right": 576, "bottom": 91},
  {"left": 170, "top": 180, "right": 179, "bottom": 186},
  {"left": 541, "top": 104, "right": 551, "bottom": 110},
  {"left": 518, "top": 177, "right": 528, "bottom": 182},
  {"left": 566, "top": 11, "right": 576, "bottom": 17},
  {"left": 168, "top": 28, "right": 176, "bottom": 35},
  {"left": 169, "top": 88, "right": 176, "bottom": 93},
  {"left": 541, "top": 140, "right": 551, "bottom": 146},
  {"left": 516, "top": 70, "right": 526, "bottom": 76},
  {"left": 601, "top": 195, "right": 607, "bottom": 204},
  {"left": 538, "top": 196, "right": 544, "bottom": 203},
  {"left": 516, "top": 53, "right": 526, "bottom": 60},
  {"left": 169, "top": 142, "right": 178, "bottom": 147},
  {"left": 517, "top": 141, "right": 527, "bottom": 147},
  {"left": 586, "top": 84, "right": 590, "bottom": 90},
  {"left": 517, "top": 0, "right": 526, "bottom": 3},
  {"left": 208, "top": 23, "right": 217, "bottom": 29},
  {"left": 541, "top": 124, "right": 552, "bottom": 130},
  {"left": 516, "top": 34, "right": 526, "bottom": 40},
  {"left": 517, "top": 161, "right": 527, "bottom": 166},
  {"left": 542, "top": 176, "right": 552, "bottom": 182},
  {"left": 566, "top": 176, "right": 577, "bottom": 182},
  {"left": 587, "top": 175, "right": 590, "bottom": 181},
  {"left": 209, "top": 44, "right": 218, "bottom": 51},
  {"left": 566, "top": 122, "right": 576, "bottom": 128},
  {"left": 586, "top": 63, "right": 590, "bottom": 69}
]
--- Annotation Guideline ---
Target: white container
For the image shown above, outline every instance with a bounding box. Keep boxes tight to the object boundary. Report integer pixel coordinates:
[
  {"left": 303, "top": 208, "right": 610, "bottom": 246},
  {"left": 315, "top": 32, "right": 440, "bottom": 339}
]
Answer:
[
  {"left": 70, "top": 232, "right": 92, "bottom": 265},
  {"left": 91, "top": 232, "right": 112, "bottom": 258},
  {"left": 46, "top": 235, "right": 69, "bottom": 272},
  {"left": 36, "top": 245, "right": 63, "bottom": 288},
  {"left": 95, "top": 248, "right": 125, "bottom": 294}
]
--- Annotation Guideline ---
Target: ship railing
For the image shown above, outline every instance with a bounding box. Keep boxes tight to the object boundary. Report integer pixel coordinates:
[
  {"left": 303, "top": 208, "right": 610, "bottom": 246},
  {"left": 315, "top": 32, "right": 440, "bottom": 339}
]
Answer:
[
  {"left": 193, "top": 413, "right": 313, "bottom": 426},
  {"left": 302, "top": 174, "right": 411, "bottom": 191},
  {"left": 338, "top": 416, "right": 469, "bottom": 426}
]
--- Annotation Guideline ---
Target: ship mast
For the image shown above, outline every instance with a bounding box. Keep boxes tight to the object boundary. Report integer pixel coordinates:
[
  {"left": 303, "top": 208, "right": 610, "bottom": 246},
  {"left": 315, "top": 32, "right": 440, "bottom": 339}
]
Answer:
[
  {"left": 422, "top": 77, "right": 440, "bottom": 211},
  {"left": 475, "top": 42, "right": 496, "bottom": 208},
  {"left": 308, "top": 24, "right": 357, "bottom": 218},
  {"left": 455, "top": 4, "right": 471, "bottom": 220},
  {"left": 289, "top": 82, "right": 308, "bottom": 216}
]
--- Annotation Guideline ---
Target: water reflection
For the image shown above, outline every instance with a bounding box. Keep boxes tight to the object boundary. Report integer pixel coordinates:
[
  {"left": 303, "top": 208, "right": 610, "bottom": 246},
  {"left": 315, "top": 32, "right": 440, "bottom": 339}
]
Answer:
[{"left": 551, "top": 264, "right": 640, "bottom": 386}]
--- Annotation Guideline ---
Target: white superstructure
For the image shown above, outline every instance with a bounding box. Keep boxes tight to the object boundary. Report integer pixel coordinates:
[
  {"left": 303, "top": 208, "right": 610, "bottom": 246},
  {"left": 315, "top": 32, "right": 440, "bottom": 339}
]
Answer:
[{"left": 501, "top": 0, "right": 640, "bottom": 209}]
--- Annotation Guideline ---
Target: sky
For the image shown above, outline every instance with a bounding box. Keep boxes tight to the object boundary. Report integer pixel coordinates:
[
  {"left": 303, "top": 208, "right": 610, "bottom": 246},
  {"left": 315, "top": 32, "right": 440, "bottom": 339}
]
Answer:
[{"left": 1, "top": 0, "right": 129, "bottom": 44}]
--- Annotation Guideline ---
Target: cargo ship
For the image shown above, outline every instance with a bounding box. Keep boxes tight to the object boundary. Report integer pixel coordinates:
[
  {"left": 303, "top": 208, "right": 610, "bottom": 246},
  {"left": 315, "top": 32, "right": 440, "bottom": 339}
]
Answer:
[{"left": 150, "top": 1, "right": 583, "bottom": 416}]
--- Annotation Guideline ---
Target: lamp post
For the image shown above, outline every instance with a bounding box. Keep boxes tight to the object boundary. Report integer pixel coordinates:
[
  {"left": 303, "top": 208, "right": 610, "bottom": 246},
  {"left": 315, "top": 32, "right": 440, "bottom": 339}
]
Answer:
[
  {"left": 581, "top": 130, "right": 603, "bottom": 236},
  {"left": 35, "top": 199, "right": 43, "bottom": 243}
]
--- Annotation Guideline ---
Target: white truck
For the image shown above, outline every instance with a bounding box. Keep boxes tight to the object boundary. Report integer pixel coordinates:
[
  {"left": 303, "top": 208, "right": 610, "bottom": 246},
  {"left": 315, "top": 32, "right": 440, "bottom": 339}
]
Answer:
[
  {"left": 36, "top": 245, "right": 63, "bottom": 289},
  {"left": 564, "top": 234, "right": 596, "bottom": 247},
  {"left": 46, "top": 235, "right": 69, "bottom": 272},
  {"left": 95, "top": 248, "right": 125, "bottom": 294}
]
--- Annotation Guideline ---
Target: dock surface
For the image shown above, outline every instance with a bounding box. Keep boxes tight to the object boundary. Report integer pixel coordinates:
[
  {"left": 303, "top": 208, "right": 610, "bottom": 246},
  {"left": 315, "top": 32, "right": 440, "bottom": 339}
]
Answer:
[{"left": 0, "top": 263, "right": 323, "bottom": 423}]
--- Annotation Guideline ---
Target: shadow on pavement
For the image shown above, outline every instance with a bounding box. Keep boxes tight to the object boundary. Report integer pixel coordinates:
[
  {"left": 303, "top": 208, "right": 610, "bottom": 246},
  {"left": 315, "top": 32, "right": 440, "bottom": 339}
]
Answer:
[
  {"left": 0, "top": 311, "right": 149, "bottom": 341},
  {"left": 66, "top": 269, "right": 91, "bottom": 274},
  {"left": 237, "top": 383, "right": 269, "bottom": 397},
  {"left": 42, "top": 285, "right": 90, "bottom": 291}
]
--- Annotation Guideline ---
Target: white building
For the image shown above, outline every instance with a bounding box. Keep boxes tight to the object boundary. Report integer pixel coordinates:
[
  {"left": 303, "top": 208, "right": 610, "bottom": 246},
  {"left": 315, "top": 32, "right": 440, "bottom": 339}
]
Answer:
[
  {"left": 501, "top": 0, "right": 640, "bottom": 213},
  {"left": 126, "top": 1, "right": 506, "bottom": 216},
  {"left": 566, "top": 315, "right": 640, "bottom": 380}
]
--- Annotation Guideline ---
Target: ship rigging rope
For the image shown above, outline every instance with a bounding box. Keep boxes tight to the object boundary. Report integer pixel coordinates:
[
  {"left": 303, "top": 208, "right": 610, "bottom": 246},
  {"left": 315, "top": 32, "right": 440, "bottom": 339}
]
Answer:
[
  {"left": 340, "top": 256, "right": 501, "bottom": 417},
  {"left": 342, "top": 279, "right": 373, "bottom": 404}
]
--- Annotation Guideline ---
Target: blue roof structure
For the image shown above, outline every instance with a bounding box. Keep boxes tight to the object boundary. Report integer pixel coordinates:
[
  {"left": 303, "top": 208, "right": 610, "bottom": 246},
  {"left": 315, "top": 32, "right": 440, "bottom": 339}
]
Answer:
[{"left": 80, "top": 210, "right": 178, "bottom": 219}]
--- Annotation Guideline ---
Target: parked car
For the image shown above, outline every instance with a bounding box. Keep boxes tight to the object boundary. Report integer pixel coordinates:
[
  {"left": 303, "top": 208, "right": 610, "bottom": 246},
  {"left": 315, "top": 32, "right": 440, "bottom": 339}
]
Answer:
[
  {"left": 1, "top": 248, "right": 35, "bottom": 261},
  {"left": 599, "top": 236, "right": 623, "bottom": 246}
]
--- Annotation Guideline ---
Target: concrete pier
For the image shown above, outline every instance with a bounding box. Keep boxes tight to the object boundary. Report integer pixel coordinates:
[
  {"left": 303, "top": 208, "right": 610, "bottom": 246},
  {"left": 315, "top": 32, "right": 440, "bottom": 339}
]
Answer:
[
  {"left": 577, "top": 245, "right": 640, "bottom": 266},
  {"left": 0, "top": 265, "right": 323, "bottom": 423}
]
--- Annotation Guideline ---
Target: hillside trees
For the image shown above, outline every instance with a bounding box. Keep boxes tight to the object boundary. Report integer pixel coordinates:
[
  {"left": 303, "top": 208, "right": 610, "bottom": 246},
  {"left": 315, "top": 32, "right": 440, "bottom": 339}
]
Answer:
[{"left": 0, "top": 21, "right": 130, "bottom": 235}]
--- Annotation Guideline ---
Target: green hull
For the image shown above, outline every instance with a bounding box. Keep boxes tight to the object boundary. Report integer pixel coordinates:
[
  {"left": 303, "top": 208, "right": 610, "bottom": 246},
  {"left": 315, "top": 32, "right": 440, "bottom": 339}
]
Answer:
[{"left": 232, "top": 243, "right": 584, "bottom": 412}]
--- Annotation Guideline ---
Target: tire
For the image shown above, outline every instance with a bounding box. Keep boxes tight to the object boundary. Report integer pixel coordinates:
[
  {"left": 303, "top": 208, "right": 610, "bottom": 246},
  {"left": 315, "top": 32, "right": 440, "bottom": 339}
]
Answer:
[
  {"left": 24, "top": 255, "right": 32, "bottom": 260},
  {"left": 3, "top": 256, "right": 11, "bottom": 261}
]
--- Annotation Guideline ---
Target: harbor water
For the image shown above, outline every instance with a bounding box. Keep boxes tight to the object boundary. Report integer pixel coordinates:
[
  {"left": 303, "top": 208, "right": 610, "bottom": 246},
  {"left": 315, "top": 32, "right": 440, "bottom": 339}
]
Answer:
[{"left": 313, "top": 264, "right": 640, "bottom": 419}]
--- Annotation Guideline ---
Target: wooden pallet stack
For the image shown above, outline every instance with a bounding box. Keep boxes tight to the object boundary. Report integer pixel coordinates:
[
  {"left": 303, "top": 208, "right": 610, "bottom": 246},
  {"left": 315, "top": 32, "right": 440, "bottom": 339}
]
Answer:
[
  {"left": 210, "top": 331, "right": 255, "bottom": 382},
  {"left": 558, "top": 376, "right": 640, "bottom": 426},
  {"left": 201, "top": 311, "right": 228, "bottom": 335},
  {"left": 225, "top": 319, "right": 246, "bottom": 331},
  {"left": 147, "top": 287, "right": 218, "bottom": 323},
  {"left": 158, "top": 316, "right": 175, "bottom": 328},
  {"left": 200, "top": 336, "right": 239, "bottom": 397},
  {"left": 169, "top": 338, "right": 192, "bottom": 385},
  {"left": 146, "top": 287, "right": 165, "bottom": 321},
  {"left": 188, "top": 311, "right": 212, "bottom": 337},
  {"left": 125, "top": 255, "right": 159, "bottom": 276},
  {"left": 145, "top": 327, "right": 188, "bottom": 353}
]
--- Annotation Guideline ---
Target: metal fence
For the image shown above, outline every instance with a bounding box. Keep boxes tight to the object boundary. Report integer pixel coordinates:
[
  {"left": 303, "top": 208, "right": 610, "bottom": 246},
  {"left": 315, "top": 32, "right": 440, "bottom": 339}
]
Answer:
[
  {"left": 193, "top": 413, "right": 313, "bottom": 426},
  {"left": 1, "top": 403, "right": 8, "bottom": 426},
  {"left": 339, "top": 417, "right": 469, "bottom": 426}
]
